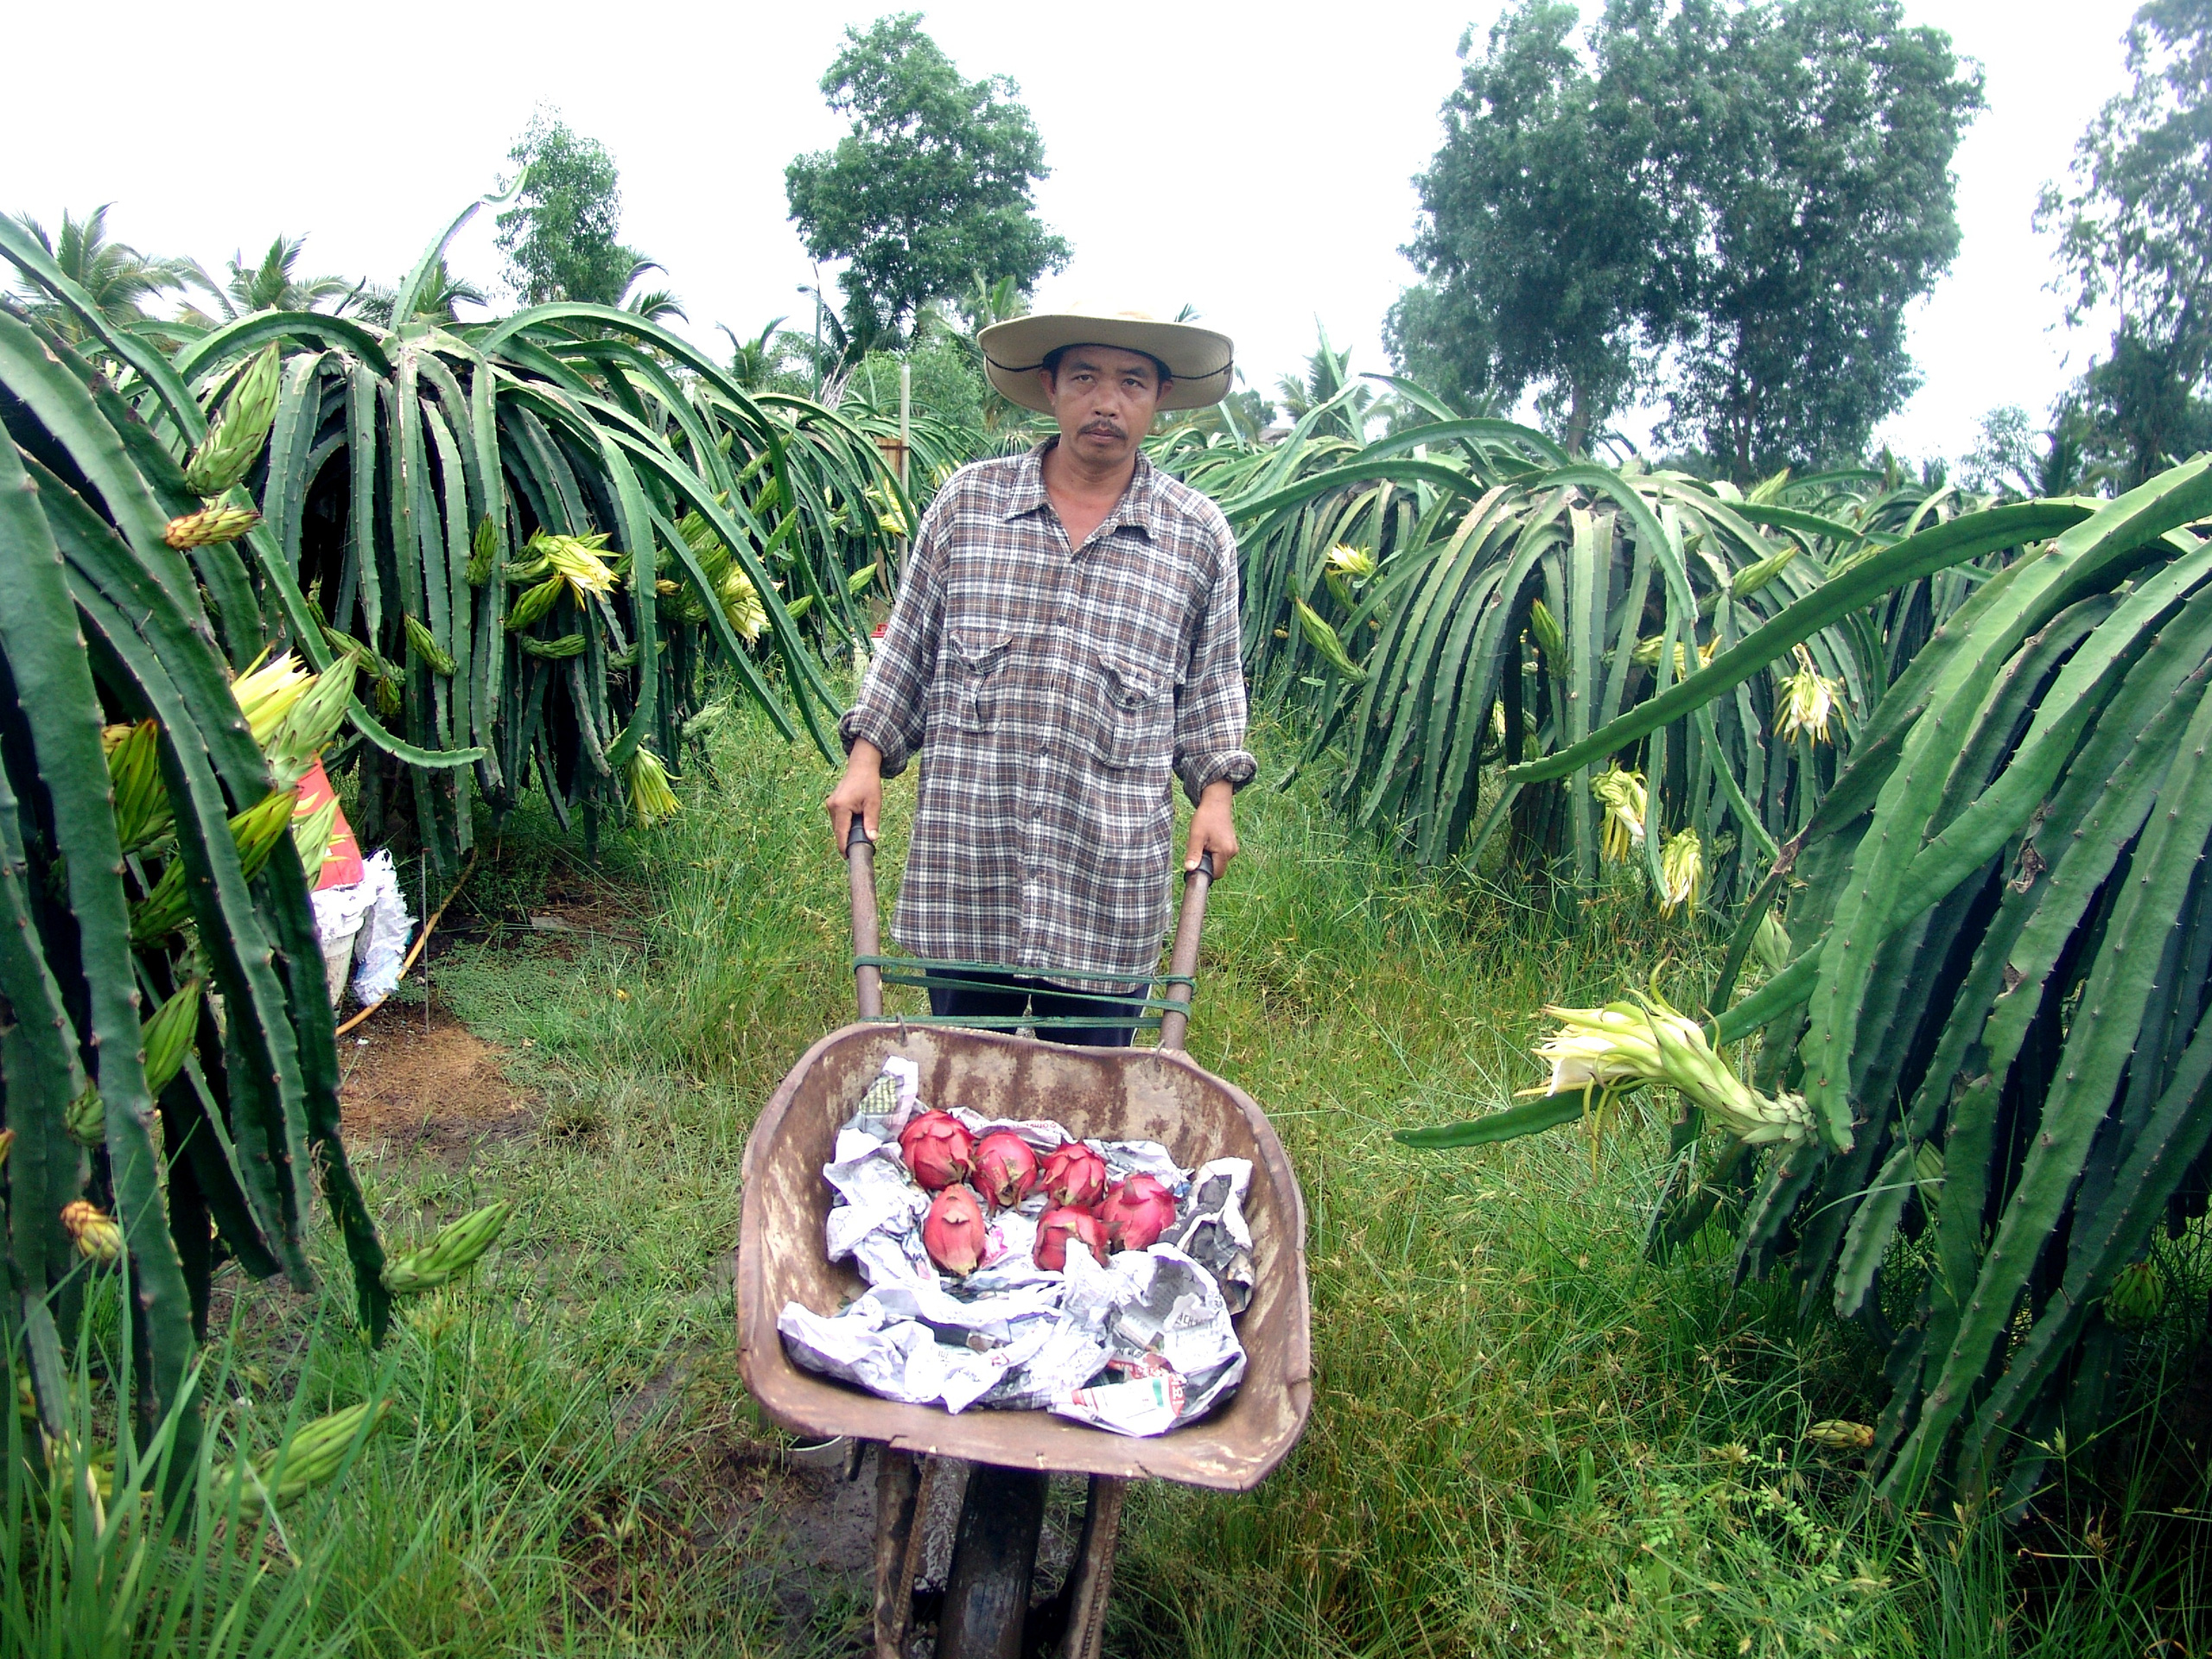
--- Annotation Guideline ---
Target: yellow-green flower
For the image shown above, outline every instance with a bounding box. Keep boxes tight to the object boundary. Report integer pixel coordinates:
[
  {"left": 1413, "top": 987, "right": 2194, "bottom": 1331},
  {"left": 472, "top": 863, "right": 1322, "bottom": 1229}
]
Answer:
[
  {"left": 1526, "top": 985, "right": 1813, "bottom": 1147},
  {"left": 1630, "top": 635, "right": 1719, "bottom": 677},
  {"left": 720, "top": 568, "right": 767, "bottom": 643},
  {"left": 1776, "top": 644, "right": 1844, "bottom": 744},
  {"left": 1658, "top": 828, "right": 1702, "bottom": 918},
  {"left": 624, "top": 748, "right": 680, "bottom": 827},
  {"left": 864, "top": 486, "right": 910, "bottom": 538},
  {"left": 231, "top": 652, "right": 312, "bottom": 749},
  {"left": 1325, "top": 543, "right": 1374, "bottom": 582},
  {"left": 537, "top": 533, "right": 618, "bottom": 600},
  {"left": 1589, "top": 766, "right": 1647, "bottom": 865}
]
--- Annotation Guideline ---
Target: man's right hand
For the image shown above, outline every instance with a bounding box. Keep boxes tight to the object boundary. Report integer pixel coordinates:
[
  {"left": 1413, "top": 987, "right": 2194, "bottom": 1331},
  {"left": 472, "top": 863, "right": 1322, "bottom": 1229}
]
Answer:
[{"left": 826, "top": 741, "right": 885, "bottom": 855}]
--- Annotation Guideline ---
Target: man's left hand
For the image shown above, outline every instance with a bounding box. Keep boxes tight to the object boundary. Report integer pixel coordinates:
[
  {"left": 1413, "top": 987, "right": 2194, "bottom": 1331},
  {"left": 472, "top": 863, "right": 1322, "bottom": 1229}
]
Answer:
[{"left": 1185, "top": 779, "right": 1239, "bottom": 880}]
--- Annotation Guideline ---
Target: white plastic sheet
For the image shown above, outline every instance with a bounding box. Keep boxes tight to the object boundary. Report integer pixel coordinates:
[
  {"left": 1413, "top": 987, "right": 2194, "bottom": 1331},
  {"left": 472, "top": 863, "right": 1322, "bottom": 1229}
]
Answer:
[
  {"left": 346, "top": 849, "right": 416, "bottom": 1005},
  {"left": 778, "top": 1061, "right": 1254, "bottom": 1435}
]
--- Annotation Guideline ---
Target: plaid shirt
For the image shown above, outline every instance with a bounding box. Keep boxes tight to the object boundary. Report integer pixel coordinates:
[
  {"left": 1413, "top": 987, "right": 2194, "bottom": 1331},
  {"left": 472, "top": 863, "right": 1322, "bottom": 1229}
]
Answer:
[{"left": 842, "top": 441, "right": 1255, "bottom": 990}]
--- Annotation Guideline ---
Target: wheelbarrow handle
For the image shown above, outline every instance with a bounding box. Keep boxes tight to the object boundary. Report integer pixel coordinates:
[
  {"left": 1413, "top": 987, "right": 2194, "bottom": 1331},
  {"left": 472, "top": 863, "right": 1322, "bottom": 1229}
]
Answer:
[
  {"left": 844, "top": 825, "right": 1215, "bottom": 1043},
  {"left": 1156, "top": 854, "right": 1212, "bottom": 1052},
  {"left": 847, "top": 819, "right": 884, "bottom": 1019}
]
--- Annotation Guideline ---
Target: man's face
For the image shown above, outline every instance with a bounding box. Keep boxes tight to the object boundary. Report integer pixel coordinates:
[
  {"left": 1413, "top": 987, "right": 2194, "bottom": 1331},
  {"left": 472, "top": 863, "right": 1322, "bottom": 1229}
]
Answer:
[{"left": 1039, "top": 346, "right": 1167, "bottom": 468}]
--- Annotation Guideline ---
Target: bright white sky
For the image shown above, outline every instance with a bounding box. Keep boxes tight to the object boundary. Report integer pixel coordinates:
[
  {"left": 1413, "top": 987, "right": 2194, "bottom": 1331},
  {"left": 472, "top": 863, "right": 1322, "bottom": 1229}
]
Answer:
[{"left": 3, "top": 0, "right": 2139, "bottom": 465}]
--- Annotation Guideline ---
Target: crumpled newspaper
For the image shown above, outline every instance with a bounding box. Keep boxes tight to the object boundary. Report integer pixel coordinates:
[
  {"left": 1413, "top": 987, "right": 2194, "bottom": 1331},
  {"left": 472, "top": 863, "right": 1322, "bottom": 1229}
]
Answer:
[{"left": 776, "top": 1059, "right": 1252, "bottom": 1435}]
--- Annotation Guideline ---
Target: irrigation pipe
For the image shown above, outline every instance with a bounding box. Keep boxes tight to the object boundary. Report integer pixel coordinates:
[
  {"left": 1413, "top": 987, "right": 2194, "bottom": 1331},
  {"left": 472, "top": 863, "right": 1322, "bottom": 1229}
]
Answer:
[{"left": 335, "top": 850, "right": 478, "bottom": 1038}]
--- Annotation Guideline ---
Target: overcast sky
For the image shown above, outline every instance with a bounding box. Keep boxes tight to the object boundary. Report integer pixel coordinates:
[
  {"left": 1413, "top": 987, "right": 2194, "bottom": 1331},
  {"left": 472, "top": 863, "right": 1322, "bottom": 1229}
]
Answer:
[{"left": 4, "top": 1, "right": 2140, "bottom": 463}]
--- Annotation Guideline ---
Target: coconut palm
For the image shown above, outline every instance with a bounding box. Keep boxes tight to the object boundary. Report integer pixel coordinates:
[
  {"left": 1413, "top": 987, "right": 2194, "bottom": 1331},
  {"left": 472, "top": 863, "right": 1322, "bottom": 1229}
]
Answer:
[
  {"left": 352, "top": 257, "right": 486, "bottom": 327},
  {"left": 620, "top": 257, "right": 685, "bottom": 323},
  {"left": 181, "top": 233, "right": 358, "bottom": 323},
  {"left": 719, "top": 317, "right": 789, "bottom": 390},
  {"left": 5, "top": 204, "right": 192, "bottom": 340}
]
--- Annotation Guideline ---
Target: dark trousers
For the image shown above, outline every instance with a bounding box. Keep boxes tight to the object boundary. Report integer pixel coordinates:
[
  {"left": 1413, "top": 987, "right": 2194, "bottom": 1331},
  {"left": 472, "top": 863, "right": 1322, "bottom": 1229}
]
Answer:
[{"left": 927, "top": 969, "right": 1141, "bottom": 1049}]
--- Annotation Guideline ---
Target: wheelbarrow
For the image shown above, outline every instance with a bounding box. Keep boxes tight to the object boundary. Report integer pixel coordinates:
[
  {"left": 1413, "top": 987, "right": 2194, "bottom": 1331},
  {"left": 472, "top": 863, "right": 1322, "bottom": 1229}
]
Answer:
[{"left": 735, "top": 828, "right": 1313, "bottom": 1658}]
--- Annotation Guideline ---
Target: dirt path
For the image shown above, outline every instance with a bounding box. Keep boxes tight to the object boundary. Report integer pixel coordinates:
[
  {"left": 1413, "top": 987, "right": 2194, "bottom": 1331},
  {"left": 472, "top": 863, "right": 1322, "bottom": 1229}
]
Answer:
[{"left": 336, "top": 1001, "right": 537, "bottom": 1160}]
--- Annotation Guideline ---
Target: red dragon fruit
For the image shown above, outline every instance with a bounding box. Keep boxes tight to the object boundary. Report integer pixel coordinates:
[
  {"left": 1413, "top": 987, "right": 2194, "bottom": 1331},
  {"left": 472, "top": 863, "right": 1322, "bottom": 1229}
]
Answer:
[
  {"left": 1096, "top": 1174, "right": 1178, "bottom": 1251},
  {"left": 898, "top": 1109, "right": 975, "bottom": 1192},
  {"left": 972, "top": 1130, "right": 1039, "bottom": 1210},
  {"left": 1033, "top": 1206, "right": 1109, "bottom": 1273},
  {"left": 1038, "top": 1141, "right": 1108, "bottom": 1211},
  {"left": 922, "top": 1185, "right": 987, "bottom": 1276}
]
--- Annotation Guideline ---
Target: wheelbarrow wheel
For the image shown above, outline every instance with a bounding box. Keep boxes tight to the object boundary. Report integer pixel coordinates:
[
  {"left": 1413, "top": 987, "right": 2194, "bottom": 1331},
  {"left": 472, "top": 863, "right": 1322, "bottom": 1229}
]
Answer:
[{"left": 937, "top": 1465, "right": 1049, "bottom": 1659}]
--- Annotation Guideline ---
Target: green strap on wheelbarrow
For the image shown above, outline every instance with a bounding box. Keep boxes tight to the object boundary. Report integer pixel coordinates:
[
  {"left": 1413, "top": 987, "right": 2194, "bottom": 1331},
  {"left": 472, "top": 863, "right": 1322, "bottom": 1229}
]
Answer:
[{"left": 851, "top": 955, "right": 1196, "bottom": 1032}]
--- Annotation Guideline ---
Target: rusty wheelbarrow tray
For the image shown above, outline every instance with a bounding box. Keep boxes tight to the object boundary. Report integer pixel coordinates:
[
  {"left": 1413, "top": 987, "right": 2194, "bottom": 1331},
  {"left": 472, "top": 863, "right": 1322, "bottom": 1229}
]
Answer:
[{"left": 734, "top": 833, "right": 1313, "bottom": 1657}]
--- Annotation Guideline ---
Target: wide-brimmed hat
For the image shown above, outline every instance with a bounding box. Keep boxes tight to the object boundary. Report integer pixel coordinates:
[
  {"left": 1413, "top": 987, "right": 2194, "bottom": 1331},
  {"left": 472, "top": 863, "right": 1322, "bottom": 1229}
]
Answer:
[{"left": 977, "top": 309, "right": 1234, "bottom": 413}]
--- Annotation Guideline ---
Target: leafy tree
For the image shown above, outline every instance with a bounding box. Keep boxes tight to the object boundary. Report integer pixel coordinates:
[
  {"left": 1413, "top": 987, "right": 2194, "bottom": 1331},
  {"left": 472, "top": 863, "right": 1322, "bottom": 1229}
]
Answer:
[
  {"left": 2039, "top": 0, "right": 2212, "bottom": 486},
  {"left": 6, "top": 205, "right": 192, "bottom": 340},
  {"left": 1612, "top": 0, "right": 1982, "bottom": 478},
  {"left": 1393, "top": 0, "right": 1980, "bottom": 479},
  {"left": 1390, "top": 2, "right": 1663, "bottom": 453},
  {"left": 843, "top": 330, "right": 989, "bottom": 432},
  {"left": 497, "top": 111, "right": 655, "bottom": 308},
  {"left": 785, "top": 14, "right": 1069, "bottom": 346}
]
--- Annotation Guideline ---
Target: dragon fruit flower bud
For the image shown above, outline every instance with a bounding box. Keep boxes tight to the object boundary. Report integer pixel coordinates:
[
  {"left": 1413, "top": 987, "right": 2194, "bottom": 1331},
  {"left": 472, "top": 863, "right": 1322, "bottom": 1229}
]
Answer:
[
  {"left": 922, "top": 1185, "right": 986, "bottom": 1277},
  {"left": 1034, "top": 1206, "right": 1108, "bottom": 1274},
  {"left": 972, "top": 1130, "right": 1039, "bottom": 1211},
  {"left": 898, "top": 1109, "right": 976, "bottom": 1192},
  {"left": 1097, "top": 1174, "right": 1178, "bottom": 1252},
  {"left": 1039, "top": 1141, "right": 1108, "bottom": 1211},
  {"left": 60, "top": 1200, "right": 124, "bottom": 1264}
]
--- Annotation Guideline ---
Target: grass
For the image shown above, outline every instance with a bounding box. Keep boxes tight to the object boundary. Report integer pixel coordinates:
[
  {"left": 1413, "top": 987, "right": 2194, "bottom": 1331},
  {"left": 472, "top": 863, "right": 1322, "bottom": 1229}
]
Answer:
[{"left": 29, "top": 705, "right": 2209, "bottom": 1656}]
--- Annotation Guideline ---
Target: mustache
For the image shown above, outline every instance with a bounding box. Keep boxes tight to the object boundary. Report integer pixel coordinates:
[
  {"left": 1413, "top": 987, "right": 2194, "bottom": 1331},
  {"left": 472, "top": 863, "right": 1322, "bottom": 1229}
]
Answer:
[{"left": 1081, "top": 420, "right": 1126, "bottom": 437}]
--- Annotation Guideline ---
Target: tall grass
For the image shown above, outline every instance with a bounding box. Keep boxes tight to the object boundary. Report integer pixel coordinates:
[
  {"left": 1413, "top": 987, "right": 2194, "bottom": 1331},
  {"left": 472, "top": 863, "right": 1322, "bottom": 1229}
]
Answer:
[{"left": 77, "top": 704, "right": 2205, "bottom": 1656}]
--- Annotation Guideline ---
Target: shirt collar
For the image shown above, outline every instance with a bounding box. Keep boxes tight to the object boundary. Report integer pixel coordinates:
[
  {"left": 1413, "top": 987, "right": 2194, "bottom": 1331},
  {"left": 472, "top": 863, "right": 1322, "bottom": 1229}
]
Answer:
[{"left": 1004, "top": 437, "right": 1160, "bottom": 543}]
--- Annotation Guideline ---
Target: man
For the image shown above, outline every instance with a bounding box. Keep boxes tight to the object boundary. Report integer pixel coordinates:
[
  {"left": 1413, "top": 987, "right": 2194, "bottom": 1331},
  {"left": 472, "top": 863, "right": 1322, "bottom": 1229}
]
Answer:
[{"left": 825, "top": 309, "right": 1253, "bottom": 1046}]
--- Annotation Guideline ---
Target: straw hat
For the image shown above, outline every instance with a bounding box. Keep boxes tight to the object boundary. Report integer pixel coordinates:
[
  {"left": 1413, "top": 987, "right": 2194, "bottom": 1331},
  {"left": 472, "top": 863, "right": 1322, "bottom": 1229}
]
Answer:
[{"left": 977, "top": 309, "right": 1235, "bottom": 413}]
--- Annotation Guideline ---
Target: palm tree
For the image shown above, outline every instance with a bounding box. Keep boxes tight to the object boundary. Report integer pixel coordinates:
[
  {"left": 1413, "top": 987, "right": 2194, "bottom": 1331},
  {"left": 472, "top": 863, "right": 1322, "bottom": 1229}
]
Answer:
[
  {"left": 7, "top": 205, "right": 193, "bottom": 340},
  {"left": 719, "top": 317, "right": 788, "bottom": 390},
  {"left": 353, "top": 257, "right": 488, "bottom": 327},
  {"left": 620, "top": 257, "right": 684, "bottom": 323},
  {"left": 181, "top": 234, "right": 357, "bottom": 323}
]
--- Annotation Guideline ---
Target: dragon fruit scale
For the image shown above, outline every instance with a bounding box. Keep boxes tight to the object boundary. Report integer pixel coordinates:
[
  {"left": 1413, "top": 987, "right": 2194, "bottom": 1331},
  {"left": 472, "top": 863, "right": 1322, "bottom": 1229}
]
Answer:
[
  {"left": 923, "top": 1185, "right": 987, "bottom": 1276},
  {"left": 973, "top": 1130, "right": 1039, "bottom": 1210},
  {"left": 898, "top": 1109, "right": 975, "bottom": 1192},
  {"left": 1034, "top": 1206, "right": 1109, "bottom": 1274},
  {"left": 1097, "top": 1175, "right": 1178, "bottom": 1252},
  {"left": 1039, "top": 1141, "right": 1108, "bottom": 1211}
]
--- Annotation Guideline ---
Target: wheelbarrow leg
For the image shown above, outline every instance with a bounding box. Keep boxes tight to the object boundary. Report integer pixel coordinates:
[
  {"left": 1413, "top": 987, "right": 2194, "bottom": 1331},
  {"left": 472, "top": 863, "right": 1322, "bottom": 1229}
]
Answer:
[
  {"left": 872, "top": 1446, "right": 934, "bottom": 1659},
  {"left": 1054, "top": 1477, "right": 1127, "bottom": 1659},
  {"left": 938, "top": 1465, "right": 1049, "bottom": 1659}
]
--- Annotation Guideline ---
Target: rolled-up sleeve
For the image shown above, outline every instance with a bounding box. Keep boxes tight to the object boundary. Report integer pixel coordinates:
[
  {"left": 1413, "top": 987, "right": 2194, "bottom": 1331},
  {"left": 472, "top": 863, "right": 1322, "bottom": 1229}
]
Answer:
[
  {"left": 1173, "top": 520, "right": 1257, "bottom": 805},
  {"left": 839, "top": 498, "right": 948, "bottom": 779}
]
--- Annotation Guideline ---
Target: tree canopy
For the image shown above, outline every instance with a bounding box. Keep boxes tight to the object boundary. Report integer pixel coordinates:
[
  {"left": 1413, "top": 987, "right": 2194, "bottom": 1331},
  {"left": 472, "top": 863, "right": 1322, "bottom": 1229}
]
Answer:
[
  {"left": 1394, "top": 0, "right": 1981, "bottom": 478},
  {"left": 1389, "top": 1, "right": 1661, "bottom": 454},
  {"left": 2039, "top": 0, "right": 2212, "bottom": 486},
  {"left": 785, "top": 13, "right": 1069, "bottom": 348},
  {"left": 6, "top": 204, "right": 192, "bottom": 340},
  {"left": 497, "top": 111, "right": 652, "bottom": 308}
]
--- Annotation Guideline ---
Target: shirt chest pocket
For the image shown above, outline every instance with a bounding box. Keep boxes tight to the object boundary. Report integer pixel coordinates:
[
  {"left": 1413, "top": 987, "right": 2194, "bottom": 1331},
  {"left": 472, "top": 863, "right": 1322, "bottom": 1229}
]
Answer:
[
  {"left": 1090, "top": 651, "right": 1174, "bottom": 771},
  {"left": 945, "top": 631, "right": 1013, "bottom": 733}
]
